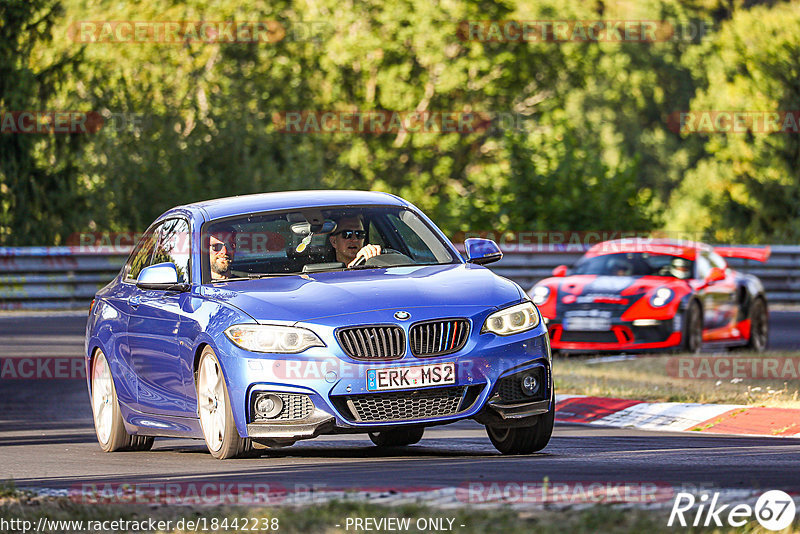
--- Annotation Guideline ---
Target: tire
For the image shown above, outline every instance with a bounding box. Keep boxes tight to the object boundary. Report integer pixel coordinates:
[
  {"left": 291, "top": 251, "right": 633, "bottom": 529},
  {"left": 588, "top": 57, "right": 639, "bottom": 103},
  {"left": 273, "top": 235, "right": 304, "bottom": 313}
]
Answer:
[
  {"left": 486, "top": 408, "right": 554, "bottom": 455},
  {"left": 369, "top": 427, "right": 424, "bottom": 447},
  {"left": 197, "top": 346, "right": 252, "bottom": 459},
  {"left": 681, "top": 301, "right": 703, "bottom": 354},
  {"left": 91, "top": 349, "right": 154, "bottom": 452},
  {"left": 746, "top": 298, "right": 769, "bottom": 352}
]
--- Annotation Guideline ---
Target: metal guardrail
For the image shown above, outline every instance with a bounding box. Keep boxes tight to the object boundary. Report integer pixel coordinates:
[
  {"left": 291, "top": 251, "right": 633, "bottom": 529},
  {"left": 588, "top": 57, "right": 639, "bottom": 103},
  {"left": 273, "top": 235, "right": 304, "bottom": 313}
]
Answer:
[
  {"left": 0, "top": 247, "right": 131, "bottom": 310},
  {"left": 1, "top": 245, "right": 798, "bottom": 310}
]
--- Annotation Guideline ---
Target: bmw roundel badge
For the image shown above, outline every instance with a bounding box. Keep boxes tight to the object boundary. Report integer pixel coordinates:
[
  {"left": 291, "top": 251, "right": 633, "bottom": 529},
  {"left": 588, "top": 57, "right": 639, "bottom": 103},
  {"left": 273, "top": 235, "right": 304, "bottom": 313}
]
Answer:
[{"left": 394, "top": 311, "right": 411, "bottom": 320}]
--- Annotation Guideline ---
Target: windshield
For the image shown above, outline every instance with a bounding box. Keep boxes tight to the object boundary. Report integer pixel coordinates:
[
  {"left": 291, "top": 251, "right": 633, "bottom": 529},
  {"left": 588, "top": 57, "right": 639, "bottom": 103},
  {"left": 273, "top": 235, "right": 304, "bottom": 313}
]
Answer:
[
  {"left": 572, "top": 253, "right": 694, "bottom": 279},
  {"left": 201, "top": 206, "right": 458, "bottom": 282}
]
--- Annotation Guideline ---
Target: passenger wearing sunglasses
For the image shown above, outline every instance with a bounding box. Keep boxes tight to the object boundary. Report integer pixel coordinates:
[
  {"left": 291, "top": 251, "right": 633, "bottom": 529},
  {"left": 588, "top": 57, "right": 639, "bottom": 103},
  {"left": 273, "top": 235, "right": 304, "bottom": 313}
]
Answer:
[
  {"left": 209, "top": 227, "right": 237, "bottom": 280},
  {"left": 329, "top": 216, "right": 381, "bottom": 267}
]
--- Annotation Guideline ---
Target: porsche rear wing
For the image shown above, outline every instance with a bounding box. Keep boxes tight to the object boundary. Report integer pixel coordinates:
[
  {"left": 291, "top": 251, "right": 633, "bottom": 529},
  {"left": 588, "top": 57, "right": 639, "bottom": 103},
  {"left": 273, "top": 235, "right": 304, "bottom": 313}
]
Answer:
[{"left": 714, "top": 246, "right": 771, "bottom": 263}]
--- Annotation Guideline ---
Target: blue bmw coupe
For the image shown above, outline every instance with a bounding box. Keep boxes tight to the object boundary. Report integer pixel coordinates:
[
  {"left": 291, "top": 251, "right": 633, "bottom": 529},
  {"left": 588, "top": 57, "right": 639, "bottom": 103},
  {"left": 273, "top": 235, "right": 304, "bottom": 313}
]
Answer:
[{"left": 86, "top": 191, "right": 554, "bottom": 458}]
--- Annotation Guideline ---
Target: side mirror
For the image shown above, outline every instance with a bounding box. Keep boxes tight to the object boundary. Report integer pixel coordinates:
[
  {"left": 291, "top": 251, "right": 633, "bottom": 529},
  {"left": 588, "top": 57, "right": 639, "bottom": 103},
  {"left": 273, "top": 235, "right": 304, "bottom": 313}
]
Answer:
[
  {"left": 137, "top": 262, "right": 188, "bottom": 291},
  {"left": 706, "top": 267, "right": 725, "bottom": 283},
  {"left": 552, "top": 265, "right": 568, "bottom": 277},
  {"left": 465, "top": 238, "right": 503, "bottom": 265}
]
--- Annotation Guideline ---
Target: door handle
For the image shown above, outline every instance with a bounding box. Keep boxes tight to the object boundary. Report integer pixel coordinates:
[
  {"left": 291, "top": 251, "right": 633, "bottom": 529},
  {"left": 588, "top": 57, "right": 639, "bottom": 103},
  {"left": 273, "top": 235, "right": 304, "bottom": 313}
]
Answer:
[{"left": 129, "top": 295, "right": 141, "bottom": 308}]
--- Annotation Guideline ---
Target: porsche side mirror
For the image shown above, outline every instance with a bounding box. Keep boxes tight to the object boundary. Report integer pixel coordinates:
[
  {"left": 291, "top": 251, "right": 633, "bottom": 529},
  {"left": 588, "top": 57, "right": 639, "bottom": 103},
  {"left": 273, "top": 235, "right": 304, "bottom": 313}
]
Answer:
[
  {"left": 465, "top": 238, "right": 503, "bottom": 265},
  {"left": 706, "top": 267, "right": 725, "bottom": 283},
  {"left": 552, "top": 265, "right": 568, "bottom": 277}
]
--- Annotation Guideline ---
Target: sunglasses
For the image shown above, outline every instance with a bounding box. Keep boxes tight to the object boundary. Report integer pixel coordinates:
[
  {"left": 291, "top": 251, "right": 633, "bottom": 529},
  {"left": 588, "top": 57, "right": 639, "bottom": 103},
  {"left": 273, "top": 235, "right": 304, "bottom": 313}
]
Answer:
[
  {"left": 334, "top": 229, "right": 366, "bottom": 239},
  {"left": 210, "top": 242, "right": 235, "bottom": 252}
]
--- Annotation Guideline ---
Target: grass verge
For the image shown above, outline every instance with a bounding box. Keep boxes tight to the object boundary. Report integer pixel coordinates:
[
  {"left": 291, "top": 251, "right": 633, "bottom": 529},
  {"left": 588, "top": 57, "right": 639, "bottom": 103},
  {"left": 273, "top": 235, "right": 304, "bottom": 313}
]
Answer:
[{"left": 554, "top": 351, "right": 800, "bottom": 408}]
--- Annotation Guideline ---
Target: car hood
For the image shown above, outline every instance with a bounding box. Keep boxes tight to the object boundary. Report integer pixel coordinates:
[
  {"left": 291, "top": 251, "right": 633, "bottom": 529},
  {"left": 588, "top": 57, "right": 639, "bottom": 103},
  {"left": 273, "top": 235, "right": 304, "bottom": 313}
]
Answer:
[{"left": 201, "top": 263, "right": 523, "bottom": 324}]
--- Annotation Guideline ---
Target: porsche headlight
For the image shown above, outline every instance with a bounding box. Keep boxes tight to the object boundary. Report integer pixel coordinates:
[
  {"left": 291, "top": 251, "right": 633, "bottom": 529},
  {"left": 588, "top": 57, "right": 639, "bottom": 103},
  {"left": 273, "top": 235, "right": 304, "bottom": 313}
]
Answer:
[
  {"left": 649, "top": 288, "right": 674, "bottom": 308},
  {"left": 531, "top": 285, "right": 550, "bottom": 306},
  {"left": 482, "top": 302, "right": 540, "bottom": 336},
  {"left": 224, "top": 324, "right": 325, "bottom": 353}
]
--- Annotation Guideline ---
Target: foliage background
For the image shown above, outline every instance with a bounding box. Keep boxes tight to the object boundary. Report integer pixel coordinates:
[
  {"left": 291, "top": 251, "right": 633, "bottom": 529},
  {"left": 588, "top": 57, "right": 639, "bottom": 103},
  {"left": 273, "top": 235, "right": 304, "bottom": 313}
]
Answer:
[{"left": 1, "top": 0, "right": 799, "bottom": 245}]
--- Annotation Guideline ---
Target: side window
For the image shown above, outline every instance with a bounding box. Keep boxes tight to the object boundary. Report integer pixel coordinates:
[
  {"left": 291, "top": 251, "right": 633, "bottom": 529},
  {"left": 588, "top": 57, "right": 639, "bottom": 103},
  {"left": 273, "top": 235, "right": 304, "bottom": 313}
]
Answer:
[
  {"left": 695, "top": 253, "right": 711, "bottom": 280},
  {"left": 154, "top": 219, "right": 191, "bottom": 283},
  {"left": 125, "top": 225, "right": 160, "bottom": 281}
]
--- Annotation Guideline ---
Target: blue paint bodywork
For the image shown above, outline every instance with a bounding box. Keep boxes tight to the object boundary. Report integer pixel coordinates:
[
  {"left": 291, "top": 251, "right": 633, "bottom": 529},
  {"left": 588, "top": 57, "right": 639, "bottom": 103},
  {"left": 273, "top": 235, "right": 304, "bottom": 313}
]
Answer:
[{"left": 85, "top": 191, "right": 553, "bottom": 441}]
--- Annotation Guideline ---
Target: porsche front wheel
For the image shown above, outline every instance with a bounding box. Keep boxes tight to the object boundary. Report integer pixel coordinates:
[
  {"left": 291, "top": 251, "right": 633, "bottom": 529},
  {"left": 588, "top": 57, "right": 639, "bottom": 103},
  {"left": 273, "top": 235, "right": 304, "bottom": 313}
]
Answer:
[{"left": 681, "top": 301, "right": 703, "bottom": 354}]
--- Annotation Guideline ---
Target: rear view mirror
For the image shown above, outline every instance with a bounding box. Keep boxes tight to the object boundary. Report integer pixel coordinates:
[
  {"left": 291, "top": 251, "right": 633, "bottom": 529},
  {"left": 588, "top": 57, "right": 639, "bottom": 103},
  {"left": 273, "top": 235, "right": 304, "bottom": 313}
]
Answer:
[
  {"left": 552, "top": 265, "right": 568, "bottom": 277},
  {"left": 290, "top": 220, "right": 337, "bottom": 236}
]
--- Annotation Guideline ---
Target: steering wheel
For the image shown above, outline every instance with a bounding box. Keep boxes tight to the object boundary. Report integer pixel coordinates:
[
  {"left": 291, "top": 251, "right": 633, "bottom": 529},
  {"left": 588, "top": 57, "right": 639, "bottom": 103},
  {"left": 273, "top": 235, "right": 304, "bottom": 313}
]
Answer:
[{"left": 349, "top": 255, "right": 368, "bottom": 268}]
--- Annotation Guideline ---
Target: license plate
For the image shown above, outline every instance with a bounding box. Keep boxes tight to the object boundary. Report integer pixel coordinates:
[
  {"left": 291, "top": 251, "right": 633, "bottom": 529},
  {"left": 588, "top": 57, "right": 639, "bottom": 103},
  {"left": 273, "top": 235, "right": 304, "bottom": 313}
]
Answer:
[
  {"left": 564, "top": 317, "right": 611, "bottom": 331},
  {"left": 366, "top": 362, "right": 455, "bottom": 391}
]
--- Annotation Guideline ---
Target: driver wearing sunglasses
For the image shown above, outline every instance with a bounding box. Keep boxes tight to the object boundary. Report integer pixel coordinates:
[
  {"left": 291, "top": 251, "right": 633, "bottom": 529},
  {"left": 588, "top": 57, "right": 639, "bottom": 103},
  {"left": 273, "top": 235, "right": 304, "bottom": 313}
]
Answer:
[
  {"left": 209, "top": 226, "right": 237, "bottom": 280},
  {"left": 329, "top": 216, "right": 381, "bottom": 267}
]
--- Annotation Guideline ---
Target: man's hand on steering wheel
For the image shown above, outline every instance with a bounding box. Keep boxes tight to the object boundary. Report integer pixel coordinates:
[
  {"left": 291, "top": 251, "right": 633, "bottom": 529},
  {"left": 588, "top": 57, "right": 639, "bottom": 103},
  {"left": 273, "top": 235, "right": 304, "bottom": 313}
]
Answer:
[{"left": 348, "top": 244, "right": 382, "bottom": 267}]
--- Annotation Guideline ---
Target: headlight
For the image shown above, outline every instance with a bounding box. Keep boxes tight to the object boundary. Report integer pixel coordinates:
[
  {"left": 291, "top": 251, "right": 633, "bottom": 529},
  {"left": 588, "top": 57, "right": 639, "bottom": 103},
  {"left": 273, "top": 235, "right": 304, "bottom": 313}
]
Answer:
[
  {"left": 531, "top": 285, "right": 550, "bottom": 306},
  {"left": 649, "top": 288, "right": 674, "bottom": 308},
  {"left": 482, "top": 302, "right": 540, "bottom": 336},
  {"left": 224, "top": 324, "right": 325, "bottom": 353}
]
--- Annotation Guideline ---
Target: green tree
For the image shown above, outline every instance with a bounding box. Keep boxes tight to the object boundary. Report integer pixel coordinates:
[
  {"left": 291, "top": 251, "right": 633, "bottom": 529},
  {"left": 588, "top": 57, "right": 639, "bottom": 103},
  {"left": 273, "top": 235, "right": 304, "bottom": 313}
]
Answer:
[
  {"left": 31, "top": 0, "right": 788, "bottom": 243},
  {"left": 665, "top": 2, "right": 800, "bottom": 242},
  {"left": 0, "top": 0, "right": 87, "bottom": 245}
]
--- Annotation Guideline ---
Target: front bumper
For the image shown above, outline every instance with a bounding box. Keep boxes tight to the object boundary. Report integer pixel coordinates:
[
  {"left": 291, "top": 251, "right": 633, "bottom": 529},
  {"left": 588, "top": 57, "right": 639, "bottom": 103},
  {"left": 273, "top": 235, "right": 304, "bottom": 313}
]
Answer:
[
  {"left": 547, "top": 318, "right": 682, "bottom": 351},
  {"left": 216, "top": 322, "right": 553, "bottom": 439}
]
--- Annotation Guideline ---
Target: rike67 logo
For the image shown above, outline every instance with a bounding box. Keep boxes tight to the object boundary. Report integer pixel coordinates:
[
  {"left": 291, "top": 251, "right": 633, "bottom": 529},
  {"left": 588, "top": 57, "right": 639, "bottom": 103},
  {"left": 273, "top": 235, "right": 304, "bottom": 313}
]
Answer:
[{"left": 668, "top": 490, "right": 796, "bottom": 530}]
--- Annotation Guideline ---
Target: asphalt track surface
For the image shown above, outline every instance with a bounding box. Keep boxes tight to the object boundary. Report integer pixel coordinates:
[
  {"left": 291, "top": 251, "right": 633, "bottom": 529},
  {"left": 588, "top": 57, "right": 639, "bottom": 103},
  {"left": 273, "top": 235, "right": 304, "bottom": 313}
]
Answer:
[{"left": 1, "top": 312, "right": 799, "bottom": 497}]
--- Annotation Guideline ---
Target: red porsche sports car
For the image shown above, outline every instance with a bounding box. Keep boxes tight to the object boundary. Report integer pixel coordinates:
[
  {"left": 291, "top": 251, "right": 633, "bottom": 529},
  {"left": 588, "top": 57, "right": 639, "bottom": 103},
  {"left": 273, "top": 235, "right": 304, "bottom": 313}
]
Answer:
[{"left": 529, "top": 239, "right": 770, "bottom": 353}]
